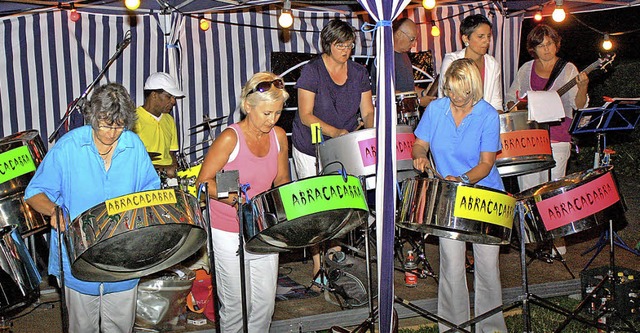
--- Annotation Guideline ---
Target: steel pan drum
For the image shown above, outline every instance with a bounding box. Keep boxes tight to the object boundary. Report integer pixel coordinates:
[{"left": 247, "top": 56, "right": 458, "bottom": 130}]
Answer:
[
  {"left": 496, "top": 111, "right": 555, "bottom": 177},
  {"left": 319, "top": 125, "right": 417, "bottom": 190},
  {"left": 0, "top": 130, "right": 48, "bottom": 236},
  {"left": 397, "top": 177, "right": 516, "bottom": 245},
  {"left": 0, "top": 225, "right": 41, "bottom": 313},
  {"left": 515, "top": 166, "right": 624, "bottom": 244},
  {"left": 246, "top": 175, "right": 369, "bottom": 253},
  {"left": 66, "top": 189, "right": 206, "bottom": 282}
]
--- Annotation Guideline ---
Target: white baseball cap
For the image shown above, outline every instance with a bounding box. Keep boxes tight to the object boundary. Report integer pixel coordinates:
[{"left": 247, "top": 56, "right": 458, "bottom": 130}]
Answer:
[{"left": 144, "top": 72, "right": 184, "bottom": 98}]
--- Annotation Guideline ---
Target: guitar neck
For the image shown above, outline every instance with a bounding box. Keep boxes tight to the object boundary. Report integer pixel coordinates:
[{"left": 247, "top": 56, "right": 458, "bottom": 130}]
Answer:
[{"left": 555, "top": 60, "right": 600, "bottom": 97}]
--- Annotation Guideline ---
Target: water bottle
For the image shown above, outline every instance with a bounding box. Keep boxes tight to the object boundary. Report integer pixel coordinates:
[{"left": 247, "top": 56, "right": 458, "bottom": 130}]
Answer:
[{"left": 404, "top": 250, "right": 418, "bottom": 287}]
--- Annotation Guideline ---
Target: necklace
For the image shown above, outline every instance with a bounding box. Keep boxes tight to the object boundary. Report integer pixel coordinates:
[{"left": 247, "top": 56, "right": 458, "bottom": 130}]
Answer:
[{"left": 98, "top": 145, "right": 114, "bottom": 156}]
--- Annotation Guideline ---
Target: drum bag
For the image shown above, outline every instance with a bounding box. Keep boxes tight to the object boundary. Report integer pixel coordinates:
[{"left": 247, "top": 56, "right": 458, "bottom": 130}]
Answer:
[{"left": 325, "top": 250, "right": 377, "bottom": 308}]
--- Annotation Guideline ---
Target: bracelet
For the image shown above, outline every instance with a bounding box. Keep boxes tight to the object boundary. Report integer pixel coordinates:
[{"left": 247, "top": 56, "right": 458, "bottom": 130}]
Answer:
[{"left": 230, "top": 196, "right": 239, "bottom": 206}]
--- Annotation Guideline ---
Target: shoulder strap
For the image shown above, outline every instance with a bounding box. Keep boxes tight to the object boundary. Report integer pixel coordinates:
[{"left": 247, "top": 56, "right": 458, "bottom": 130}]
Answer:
[{"left": 543, "top": 58, "right": 568, "bottom": 91}]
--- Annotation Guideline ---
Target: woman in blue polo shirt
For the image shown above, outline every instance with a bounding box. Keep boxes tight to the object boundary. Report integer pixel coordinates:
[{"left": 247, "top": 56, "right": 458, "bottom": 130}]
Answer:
[
  {"left": 25, "top": 83, "right": 159, "bottom": 333},
  {"left": 412, "top": 58, "right": 507, "bottom": 333}
]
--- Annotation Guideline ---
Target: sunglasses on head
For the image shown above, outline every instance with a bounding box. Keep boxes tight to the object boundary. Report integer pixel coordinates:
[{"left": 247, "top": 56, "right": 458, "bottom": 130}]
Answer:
[{"left": 246, "top": 79, "right": 285, "bottom": 97}]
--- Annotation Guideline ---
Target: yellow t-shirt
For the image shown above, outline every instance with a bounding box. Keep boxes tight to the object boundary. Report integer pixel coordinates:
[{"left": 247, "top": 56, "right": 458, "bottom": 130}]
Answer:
[{"left": 133, "top": 106, "right": 178, "bottom": 166}]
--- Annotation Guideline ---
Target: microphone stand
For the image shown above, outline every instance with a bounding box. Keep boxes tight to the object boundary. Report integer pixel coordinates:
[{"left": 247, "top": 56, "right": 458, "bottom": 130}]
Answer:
[{"left": 48, "top": 30, "right": 132, "bottom": 143}]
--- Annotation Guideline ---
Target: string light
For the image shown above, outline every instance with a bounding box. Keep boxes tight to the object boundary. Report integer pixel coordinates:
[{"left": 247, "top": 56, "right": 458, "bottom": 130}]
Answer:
[
  {"left": 69, "top": 3, "right": 80, "bottom": 22},
  {"left": 200, "top": 18, "right": 210, "bottom": 31},
  {"left": 534, "top": 5, "right": 543, "bottom": 22},
  {"left": 602, "top": 34, "right": 613, "bottom": 51},
  {"left": 552, "top": 0, "right": 566, "bottom": 22},
  {"left": 422, "top": 0, "right": 436, "bottom": 10},
  {"left": 278, "top": 0, "right": 293, "bottom": 29},
  {"left": 124, "top": 0, "right": 140, "bottom": 11},
  {"left": 430, "top": 22, "right": 440, "bottom": 37}
]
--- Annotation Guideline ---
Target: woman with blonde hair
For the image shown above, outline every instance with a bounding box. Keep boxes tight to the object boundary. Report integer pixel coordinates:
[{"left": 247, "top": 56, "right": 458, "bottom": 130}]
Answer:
[
  {"left": 413, "top": 58, "right": 507, "bottom": 332},
  {"left": 197, "top": 71, "right": 291, "bottom": 332}
]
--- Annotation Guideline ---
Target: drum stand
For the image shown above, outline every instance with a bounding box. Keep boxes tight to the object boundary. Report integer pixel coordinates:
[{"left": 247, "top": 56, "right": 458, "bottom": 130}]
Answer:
[
  {"left": 55, "top": 207, "right": 69, "bottom": 333},
  {"left": 569, "top": 105, "right": 640, "bottom": 270},
  {"left": 580, "top": 135, "right": 640, "bottom": 271},
  {"left": 469, "top": 202, "right": 638, "bottom": 333},
  {"left": 199, "top": 183, "right": 221, "bottom": 333},
  {"left": 394, "top": 228, "right": 438, "bottom": 283},
  {"left": 520, "top": 240, "right": 575, "bottom": 279}
]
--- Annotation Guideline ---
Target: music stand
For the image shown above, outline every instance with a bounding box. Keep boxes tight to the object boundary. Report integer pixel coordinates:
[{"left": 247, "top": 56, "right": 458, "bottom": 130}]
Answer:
[{"left": 570, "top": 98, "right": 640, "bottom": 269}]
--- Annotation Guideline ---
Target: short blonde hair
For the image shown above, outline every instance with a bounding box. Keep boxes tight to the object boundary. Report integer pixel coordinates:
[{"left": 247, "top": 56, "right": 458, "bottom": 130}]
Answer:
[
  {"left": 443, "top": 58, "right": 483, "bottom": 105},
  {"left": 240, "top": 72, "right": 289, "bottom": 114}
]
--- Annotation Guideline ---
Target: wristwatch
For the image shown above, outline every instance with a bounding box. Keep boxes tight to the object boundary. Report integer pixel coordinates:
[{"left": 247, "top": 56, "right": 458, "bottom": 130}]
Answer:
[{"left": 459, "top": 173, "right": 470, "bottom": 184}]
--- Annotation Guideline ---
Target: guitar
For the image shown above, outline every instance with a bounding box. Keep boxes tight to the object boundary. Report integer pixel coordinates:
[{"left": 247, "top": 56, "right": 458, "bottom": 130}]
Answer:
[{"left": 507, "top": 54, "right": 616, "bottom": 112}]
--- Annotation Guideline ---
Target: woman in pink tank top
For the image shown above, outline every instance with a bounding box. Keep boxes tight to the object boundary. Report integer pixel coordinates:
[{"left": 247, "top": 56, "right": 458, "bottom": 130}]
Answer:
[{"left": 196, "top": 72, "right": 290, "bottom": 332}]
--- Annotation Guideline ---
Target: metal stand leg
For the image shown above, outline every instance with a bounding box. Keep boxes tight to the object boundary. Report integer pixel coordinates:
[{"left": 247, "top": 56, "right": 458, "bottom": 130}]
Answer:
[
  {"left": 581, "top": 229, "right": 640, "bottom": 271},
  {"left": 394, "top": 229, "right": 438, "bottom": 283},
  {"left": 55, "top": 207, "right": 69, "bottom": 333},
  {"left": 201, "top": 183, "right": 221, "bottom": 333},
  {"left": 237, "top": 199, "right": 249, "bottom": 333},
  {"left": 500, "top": 205, "right": 637, "bottom": 332}
]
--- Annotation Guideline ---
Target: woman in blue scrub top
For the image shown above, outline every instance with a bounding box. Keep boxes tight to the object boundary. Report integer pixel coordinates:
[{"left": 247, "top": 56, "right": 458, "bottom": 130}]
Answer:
[{"left": 412, "top": 58, "right": 508, "bottom": 333}]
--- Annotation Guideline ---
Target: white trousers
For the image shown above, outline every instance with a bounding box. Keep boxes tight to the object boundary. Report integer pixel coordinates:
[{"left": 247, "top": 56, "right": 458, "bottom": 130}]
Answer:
[
  {"left": 212, "top": 228, "right": 279, "bottom": 333},
  {"left": 292, "top": 146, "right": 319, "bottom": 179},
  {"left": 438, "top": 238, "right": 507, "bottom": 333},
  {"left": 64, "top": 285, "right": 137, "bottom": 333},
  {"left": 518, "top": 141, "right": 571, "bottom": 191}
]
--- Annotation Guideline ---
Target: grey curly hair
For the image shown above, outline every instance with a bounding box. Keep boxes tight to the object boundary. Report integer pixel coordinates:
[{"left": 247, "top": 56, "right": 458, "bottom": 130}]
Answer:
[{"left": 85, "top": 83, "right": 137, "bottom": 129}]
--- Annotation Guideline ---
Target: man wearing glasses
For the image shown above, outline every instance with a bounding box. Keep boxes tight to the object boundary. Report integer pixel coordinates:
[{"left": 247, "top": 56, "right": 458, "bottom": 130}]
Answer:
[
  {"left": 133, "top": 72, "right": 184, "bottom": 178},
  {"left": 371, "top": 18, "right": 435, "bottom": 107}
]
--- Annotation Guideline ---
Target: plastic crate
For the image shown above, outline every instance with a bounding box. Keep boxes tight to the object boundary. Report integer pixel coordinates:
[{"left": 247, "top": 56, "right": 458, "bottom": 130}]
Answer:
[{"left": 580, "top": 266, "right": 640, "bottom": 317}]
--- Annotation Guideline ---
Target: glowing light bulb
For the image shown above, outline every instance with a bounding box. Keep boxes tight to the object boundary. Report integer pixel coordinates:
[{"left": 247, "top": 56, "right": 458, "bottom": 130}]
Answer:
[
  {"left": 602, "top": 35, "right": 612, "bottom": 51},
  {"left": 534, "top": 11, "right": 542, "bottom": 21},
  {"left": 552, "top": 1, "right": 565, "bottom": 22},
  {"left": 69, "top": 8, "right": 80, "bottom": 22},
  {"left": 200, "top": 19, "right": 210, "bottom": 31},
  {"left": 552, "top": 7, "right": 565, "bottom": 22},
  {"left": 279, "top": 11, "right": 293, "bottom": 28},
  {"left": 422, "top": 0, "right": 436, "bottom": 10},
  {"left": 124, "top": 0, "right": 140, "bottom": 11},
  {"left": 431, "top": 25, "right": 440, "bottom": 37}
]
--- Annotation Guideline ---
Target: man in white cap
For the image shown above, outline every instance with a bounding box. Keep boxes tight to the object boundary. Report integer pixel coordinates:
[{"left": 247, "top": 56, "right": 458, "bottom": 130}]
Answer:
[{"left": 133, "top": 72, "right": 184, "bottom": 178}]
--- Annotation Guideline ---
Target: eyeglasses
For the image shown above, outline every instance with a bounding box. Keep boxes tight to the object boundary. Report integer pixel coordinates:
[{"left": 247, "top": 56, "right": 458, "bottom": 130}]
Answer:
[
  {"left": 97, "top": 125, "right": 126, "bottom": 132},
  {"left": 334, "top": 42, "right": 355, "bottom": 50},
  {"left": 399, "top": 30, "right": 417, "bottom": 42},
  {"left": 535, "top": 41, "right": 555, "bottom": 50},
  {"left": 246, "top": 79, "right": 285, "bottom": 97}
]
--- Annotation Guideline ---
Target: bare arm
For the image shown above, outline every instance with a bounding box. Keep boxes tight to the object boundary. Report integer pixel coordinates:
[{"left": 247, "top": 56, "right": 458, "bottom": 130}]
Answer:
[
  {"left": 298, "top": 88, "right": 348, "bottom": 137},
  {"left": 25, "top": 193, "right": 62, "bottom": 230},
  {"left": 411, "top": 138, "right": 431, "bottom": 172},
  {"left": 574, "top": 72, "right": 589, "bottom": 109},
  {"left": 360, "top": 90, "right": 375, "bottom": 129},
  {"left": 196, "top": 128, "right": 239, "bottom": 206},
  {"left": 444, "top": 151, "right": 496, "bottom": 184},
  {"left": 273, "top": 126, "right": 292, "bottom": 187}
]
